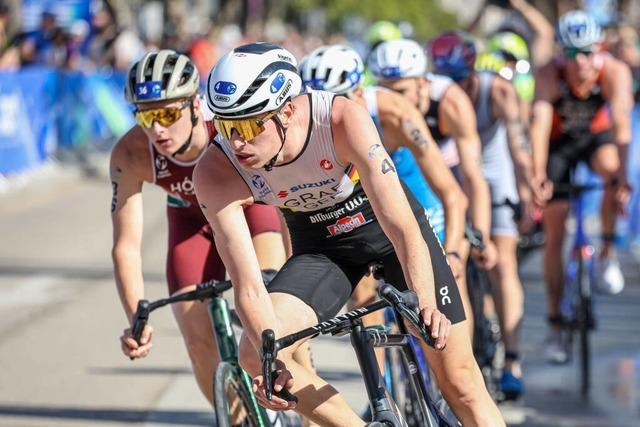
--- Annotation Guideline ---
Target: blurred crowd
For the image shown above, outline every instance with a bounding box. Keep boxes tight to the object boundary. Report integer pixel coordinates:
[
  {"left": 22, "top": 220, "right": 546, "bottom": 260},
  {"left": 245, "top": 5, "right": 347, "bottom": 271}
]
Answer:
[{"left": 0, "top": 0, "right": 639, "bottom": 94}]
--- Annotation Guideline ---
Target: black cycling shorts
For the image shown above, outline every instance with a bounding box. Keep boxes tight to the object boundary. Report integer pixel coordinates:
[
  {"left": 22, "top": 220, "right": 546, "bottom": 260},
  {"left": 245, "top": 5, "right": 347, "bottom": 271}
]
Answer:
[
  {"left": 267, "top": 206, "right": 466, "bottom": 325},
  {"left": 547, "top": 129, "right": 613, "bottom": 200}
]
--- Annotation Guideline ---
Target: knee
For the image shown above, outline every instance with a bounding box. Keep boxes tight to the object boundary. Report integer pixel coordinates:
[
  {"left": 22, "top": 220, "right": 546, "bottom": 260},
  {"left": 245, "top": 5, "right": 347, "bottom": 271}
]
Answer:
[
  {"left": 238, "top": 335, "right": 260, "bottom": 376},
  {"left": 182, "top": 327, "right": 216, "bottom": 368},
  {"left": 441, "top": 361, "right": 483, "bottom": 405}
]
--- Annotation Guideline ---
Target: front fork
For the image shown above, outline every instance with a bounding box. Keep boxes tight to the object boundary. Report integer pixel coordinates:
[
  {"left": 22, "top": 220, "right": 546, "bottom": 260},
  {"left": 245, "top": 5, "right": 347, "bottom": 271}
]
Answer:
[{"left": 209, "top": 298, "right": 269, "bottom": 426}]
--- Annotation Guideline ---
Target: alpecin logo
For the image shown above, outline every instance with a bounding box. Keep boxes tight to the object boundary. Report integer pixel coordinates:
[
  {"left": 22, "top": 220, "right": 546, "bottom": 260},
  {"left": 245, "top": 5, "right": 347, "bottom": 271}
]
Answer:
[{"left": 327, "top": 212, "right": 366, "bottom": 236}]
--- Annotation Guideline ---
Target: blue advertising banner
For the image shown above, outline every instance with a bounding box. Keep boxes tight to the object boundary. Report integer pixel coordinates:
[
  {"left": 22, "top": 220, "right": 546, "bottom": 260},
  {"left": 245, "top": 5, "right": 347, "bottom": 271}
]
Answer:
[
  {"left": 0, "top": 68, "right": 133, "bottom": 177},
  {"left": 0, "top": 68, "right": 57, "bottom": 175}
]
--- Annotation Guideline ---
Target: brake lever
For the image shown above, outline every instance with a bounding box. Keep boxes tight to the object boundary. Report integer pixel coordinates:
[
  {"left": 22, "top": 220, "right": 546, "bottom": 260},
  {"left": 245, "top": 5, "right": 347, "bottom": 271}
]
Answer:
[
  {"left": 130, "top": 299, "right": 150, "bottom": 361},
  {"left": 260, "top": 329, "right": 298, "bottom": 403}
]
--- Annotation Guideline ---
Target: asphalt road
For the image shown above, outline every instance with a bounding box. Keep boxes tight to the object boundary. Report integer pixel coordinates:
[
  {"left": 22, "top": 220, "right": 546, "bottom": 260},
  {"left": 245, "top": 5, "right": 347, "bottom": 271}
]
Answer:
[{"left": 0, "top": 163, "right": 638, "bottom": 426}]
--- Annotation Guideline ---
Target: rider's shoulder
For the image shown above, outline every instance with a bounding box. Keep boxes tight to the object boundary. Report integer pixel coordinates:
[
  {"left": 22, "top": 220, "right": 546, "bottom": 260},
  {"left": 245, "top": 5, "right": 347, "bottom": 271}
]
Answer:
[
  {"left": 441, "top": 84, "right": 474, "bottom": 116},
  {"left": 330, "top": 95, "right": 369, "bottom": 127},
  {"left": 602, "top": 54, "right": 632, "bottom": 82},
  {"left": 193, "top": 140, "right": 238, "bottom": 190},
  {"left": 110, "top": 126, "right": 151, "bottom": 175}
]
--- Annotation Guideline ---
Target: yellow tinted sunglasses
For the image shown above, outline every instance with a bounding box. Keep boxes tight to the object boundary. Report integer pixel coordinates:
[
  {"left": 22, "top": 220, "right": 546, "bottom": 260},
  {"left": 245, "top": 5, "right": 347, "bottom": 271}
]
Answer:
[
  {"left": 134, "top": 100, "right": 191, "bottom": 129},
  {"left": 213, "top": 110, "right": 279, "bottom": 141}
]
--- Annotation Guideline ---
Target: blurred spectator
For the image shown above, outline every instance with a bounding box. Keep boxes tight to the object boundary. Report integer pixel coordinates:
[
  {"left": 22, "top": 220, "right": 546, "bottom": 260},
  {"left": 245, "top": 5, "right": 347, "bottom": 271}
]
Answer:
[
  {"left": 608, "top": 24, "right": 640, "bottom": 100},
  {"left": 66, "top": 20, "right": 91, "bottom": 70},
  {"left": 189, "top": 35, "right": 218, "bottom": 81},
  {"left": 0, "top": 1, "right": 19, "bottom": 69},
  {"left": 19, "top": 10, "right": 64, "bottom": 67},
  {"left": 88, "top": 5, "right": 144, "bottom": 71}
]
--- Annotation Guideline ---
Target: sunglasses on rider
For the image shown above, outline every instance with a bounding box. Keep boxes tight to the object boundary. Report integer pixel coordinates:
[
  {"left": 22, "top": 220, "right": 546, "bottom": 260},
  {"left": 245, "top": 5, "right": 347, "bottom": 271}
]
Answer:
[
  {"left": 134, "top": 99, "right": 192, "bottom": 129},
  {"left": 213, "top": 110, "right": 279, "bottom": 141},
  {"left": 564, "top": 47, "right": 598, "bottom": 60}
]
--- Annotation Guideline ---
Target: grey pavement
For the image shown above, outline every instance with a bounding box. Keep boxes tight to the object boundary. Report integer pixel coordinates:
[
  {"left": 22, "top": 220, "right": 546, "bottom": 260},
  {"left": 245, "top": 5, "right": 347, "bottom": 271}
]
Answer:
[{"left": 0, "top": 160, "right": 639, "bottom": 426}]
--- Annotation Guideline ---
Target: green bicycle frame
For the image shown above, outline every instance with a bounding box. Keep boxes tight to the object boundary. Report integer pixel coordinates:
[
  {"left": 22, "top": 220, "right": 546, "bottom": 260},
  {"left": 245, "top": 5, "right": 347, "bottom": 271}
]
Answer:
[{"left": 209, "top": 297, "right": 271, "bottom": 426}]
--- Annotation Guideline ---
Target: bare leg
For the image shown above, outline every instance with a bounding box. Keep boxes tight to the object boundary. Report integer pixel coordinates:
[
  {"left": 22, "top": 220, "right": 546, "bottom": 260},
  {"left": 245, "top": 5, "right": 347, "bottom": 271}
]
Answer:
[
  {"left": 543, "top": 202, "right": 570, "bottom": 323},
  {"left": 239, "top": 293, "right": 366, "bottom": 427},
  {"left": 425, "top": 321, "right": 506, "bottom": 427},
  {"left": 589, "top": 144, "right": 620, "bottom": 258},
  {"left": 172, "top": 287, "right": 219, "bottom": 406},
  {"left": 488, "top": 235, "right": 524, "bottom": 376}
]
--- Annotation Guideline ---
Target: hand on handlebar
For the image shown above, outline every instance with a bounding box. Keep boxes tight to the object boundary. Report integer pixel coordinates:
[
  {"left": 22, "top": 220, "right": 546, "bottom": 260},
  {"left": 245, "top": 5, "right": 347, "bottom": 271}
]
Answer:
[
  {"left": 418, "top": 306, "right": 451, "bottom": 351},
  {"left": 471, "top": 239, "right": 498, "bottom": 270},
  {"left": 253, "top": 358, "right": 297, "bottom": 410},
  {"left": 120, "top": 324, "right": 153, "bottom": 359},
  {"left": 531, "top": 174, "right": 553, "bottom": 207}
]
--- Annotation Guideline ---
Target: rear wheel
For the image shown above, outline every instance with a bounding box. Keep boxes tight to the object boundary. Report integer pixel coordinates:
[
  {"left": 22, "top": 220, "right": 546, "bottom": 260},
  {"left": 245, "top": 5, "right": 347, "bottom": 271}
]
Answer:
[{"left": 214, "top": 361, "right": 268, "bottom": 427}]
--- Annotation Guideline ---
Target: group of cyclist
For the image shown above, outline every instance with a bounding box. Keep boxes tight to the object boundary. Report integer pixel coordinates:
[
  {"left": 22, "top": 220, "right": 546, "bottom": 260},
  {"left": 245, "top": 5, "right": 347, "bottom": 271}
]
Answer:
[{"left": 110, "top": 7, "right": 633, "bottom": 426}]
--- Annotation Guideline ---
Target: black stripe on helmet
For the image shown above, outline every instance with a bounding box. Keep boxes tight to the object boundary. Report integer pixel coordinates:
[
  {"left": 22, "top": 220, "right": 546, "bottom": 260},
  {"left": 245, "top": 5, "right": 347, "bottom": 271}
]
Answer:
[{"left": 209, "top": 61, "right": 297, "bottom": 117}]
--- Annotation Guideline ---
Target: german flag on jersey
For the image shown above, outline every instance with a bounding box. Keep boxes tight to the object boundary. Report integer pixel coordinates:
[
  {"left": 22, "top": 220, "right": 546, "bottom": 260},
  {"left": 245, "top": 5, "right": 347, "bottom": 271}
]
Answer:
[{"left": 345, "top": 164, "right": 360, "bottom": 184}]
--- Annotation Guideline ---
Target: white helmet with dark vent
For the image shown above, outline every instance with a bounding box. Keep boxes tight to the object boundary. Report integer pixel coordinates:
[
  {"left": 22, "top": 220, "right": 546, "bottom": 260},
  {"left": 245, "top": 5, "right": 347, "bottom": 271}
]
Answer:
[
  {"left": 125, "top": 49, "right": 199, "bottom": 103},
  {"left": 368, "top": 39, "right": 427, "bottom": 81},
  {"left": 556, "top": 10, "right": 604, "bottom": 49},
  {"left": 299, "top": 45, "right": 364, "bottom": 95},
  {"left": 206, "top": 42, "right": 302, "bottom": 118}
]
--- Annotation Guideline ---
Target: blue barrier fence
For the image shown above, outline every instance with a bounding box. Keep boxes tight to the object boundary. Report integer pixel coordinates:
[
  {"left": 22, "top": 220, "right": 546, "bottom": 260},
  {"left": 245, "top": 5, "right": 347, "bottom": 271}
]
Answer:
[{"left": 0, "top": 68, "right": 133, "bottom": 176}]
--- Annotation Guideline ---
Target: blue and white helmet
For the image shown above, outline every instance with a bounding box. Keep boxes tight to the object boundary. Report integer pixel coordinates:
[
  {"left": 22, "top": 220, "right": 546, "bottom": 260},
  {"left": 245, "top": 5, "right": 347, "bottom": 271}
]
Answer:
[
  {"left": 368, "top": 39, "right": 427, "bottom": 81},
  {"left": 299, "top": 45, "right": 364, "bottom": 95},
  {"left": 206, "top": 43, "right": 302, "bottom": 118},
  {"left": 556, "top": 10, "right": 604, "bottom": 49}
]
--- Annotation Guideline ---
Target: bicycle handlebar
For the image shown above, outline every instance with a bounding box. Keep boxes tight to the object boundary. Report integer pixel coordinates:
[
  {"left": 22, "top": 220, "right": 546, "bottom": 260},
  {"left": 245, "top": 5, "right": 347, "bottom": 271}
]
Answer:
[
  {"left": 129, "top": 271, "right": 273, "bottom": 360},
  {"left": 261, "top": 283, "right": 437, "bottom": 401}
]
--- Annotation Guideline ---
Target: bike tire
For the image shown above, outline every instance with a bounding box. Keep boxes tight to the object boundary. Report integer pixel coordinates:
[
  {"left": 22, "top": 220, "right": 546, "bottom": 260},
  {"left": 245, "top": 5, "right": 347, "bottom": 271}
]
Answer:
[
  {"left": 577, "top": 256, "right": 591, "bottom": 396},
  {"left": 214, "top": 361, "right": 269, "bottom": 427}
]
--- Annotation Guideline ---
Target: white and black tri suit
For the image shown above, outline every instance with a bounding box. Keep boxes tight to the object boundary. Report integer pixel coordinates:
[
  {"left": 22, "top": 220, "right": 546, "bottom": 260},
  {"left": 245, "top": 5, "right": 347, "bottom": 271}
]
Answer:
[{"left": 214, "top": 90, "right": 465, "bottom": 323}]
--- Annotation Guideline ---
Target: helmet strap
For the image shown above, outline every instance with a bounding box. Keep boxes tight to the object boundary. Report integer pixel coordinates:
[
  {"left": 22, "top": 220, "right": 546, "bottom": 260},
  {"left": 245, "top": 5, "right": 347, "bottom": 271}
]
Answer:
[
  {"left": 263, "top": 113, "right": 287, "bottom": 172},
  {"left": 171, "top": 99, "right": 198, "bottom": 158}
]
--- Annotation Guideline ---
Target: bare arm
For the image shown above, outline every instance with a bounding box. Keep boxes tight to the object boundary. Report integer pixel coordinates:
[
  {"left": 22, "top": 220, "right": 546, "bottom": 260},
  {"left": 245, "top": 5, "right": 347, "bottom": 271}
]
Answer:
[
  {"left": 491, "top": 77, "right": 533, "bottom": 192},
  {"left": 194, "top": 147, "right": 277, "bottom": 350},
  {"left": 509, "top": 0, "right": 555, "bottom": 67},
  {"left": 333, "top": 98, "right": 439, "bottom": 313},
  {"left": 604, "top": 59, "right": 634, "bottom": 179},
  {"left": 380, "top": 91, "right": 467, "bottom": 255},
  {"left": 529, "top": 64, "right": 556, "bottom": 204},
  {"left": 441, "top": 86, "right": 493, "bottom": 244},
  {"left": 110, "top": 132, "right": 149, "bottom": 322}
]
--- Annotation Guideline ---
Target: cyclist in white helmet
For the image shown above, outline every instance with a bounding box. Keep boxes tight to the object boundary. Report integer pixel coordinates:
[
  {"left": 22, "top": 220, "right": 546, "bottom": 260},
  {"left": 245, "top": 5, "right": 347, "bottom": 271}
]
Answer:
[
  {"left": 531, "top": 10, "right": 633, "bottom": 363},
  {"left": 195, "top": 42, "right": 505, "bottom": 427},
  {"left": 300, "top": 44, "right": 471, "bottom": 375},
  {"left": 368, "top": 39, "right": 498, "bottom": 271},
  {"left": 111, "top": 50, "right": 288, "bottom": 411}
]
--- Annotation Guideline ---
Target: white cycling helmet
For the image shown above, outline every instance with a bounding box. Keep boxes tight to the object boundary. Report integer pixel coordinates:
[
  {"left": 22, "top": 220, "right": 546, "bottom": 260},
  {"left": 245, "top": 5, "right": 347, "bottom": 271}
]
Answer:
[
  {"left": 206, "top": 42, "right": 302, "bottom": 118},
  {"left": 556, "top": 10, "right": 604, "bottom": 49},
  {"left": 299, "top": 45, "right": 365, "bottom": 95},
  {"left": 368, "top": 39, "right": 427, "bottom": 81},
  {"left": 125, "top": 49, "right": 199, "bottom": 103}
]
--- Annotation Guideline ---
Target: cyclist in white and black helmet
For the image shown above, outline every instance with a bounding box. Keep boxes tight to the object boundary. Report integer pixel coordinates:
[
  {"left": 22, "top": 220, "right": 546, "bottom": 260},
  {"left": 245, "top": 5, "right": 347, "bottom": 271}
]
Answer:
[
  {"left": 195, "top": 42, "right": 505, "bottom": 427},
  {"left": 299, "top": 43, "right": 471, "bottom": 341},
  {"left": 111, "top": 49, "right": 287, "bottom": 409}
]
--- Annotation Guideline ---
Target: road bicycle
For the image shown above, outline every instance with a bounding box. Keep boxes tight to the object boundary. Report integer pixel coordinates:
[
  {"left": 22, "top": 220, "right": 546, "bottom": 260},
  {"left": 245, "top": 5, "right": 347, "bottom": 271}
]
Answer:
[
  {"left": 261, "top": 282, "right": 456, "bottom": 427},
  {"left": 131, "top": 271, "right": 295, "bottom": 427},
  {"left": 556, "top": 182, "right": 601, "bottom": 396}
]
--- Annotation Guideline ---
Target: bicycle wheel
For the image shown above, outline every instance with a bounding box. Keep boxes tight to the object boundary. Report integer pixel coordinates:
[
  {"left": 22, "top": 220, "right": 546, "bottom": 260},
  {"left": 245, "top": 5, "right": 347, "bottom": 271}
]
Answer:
[
  {"left": 577, "top": 256, "right": 592, "bottom": 396},
  {"left": 214, "top": 361, "right": 269, "bottom": 427}
]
